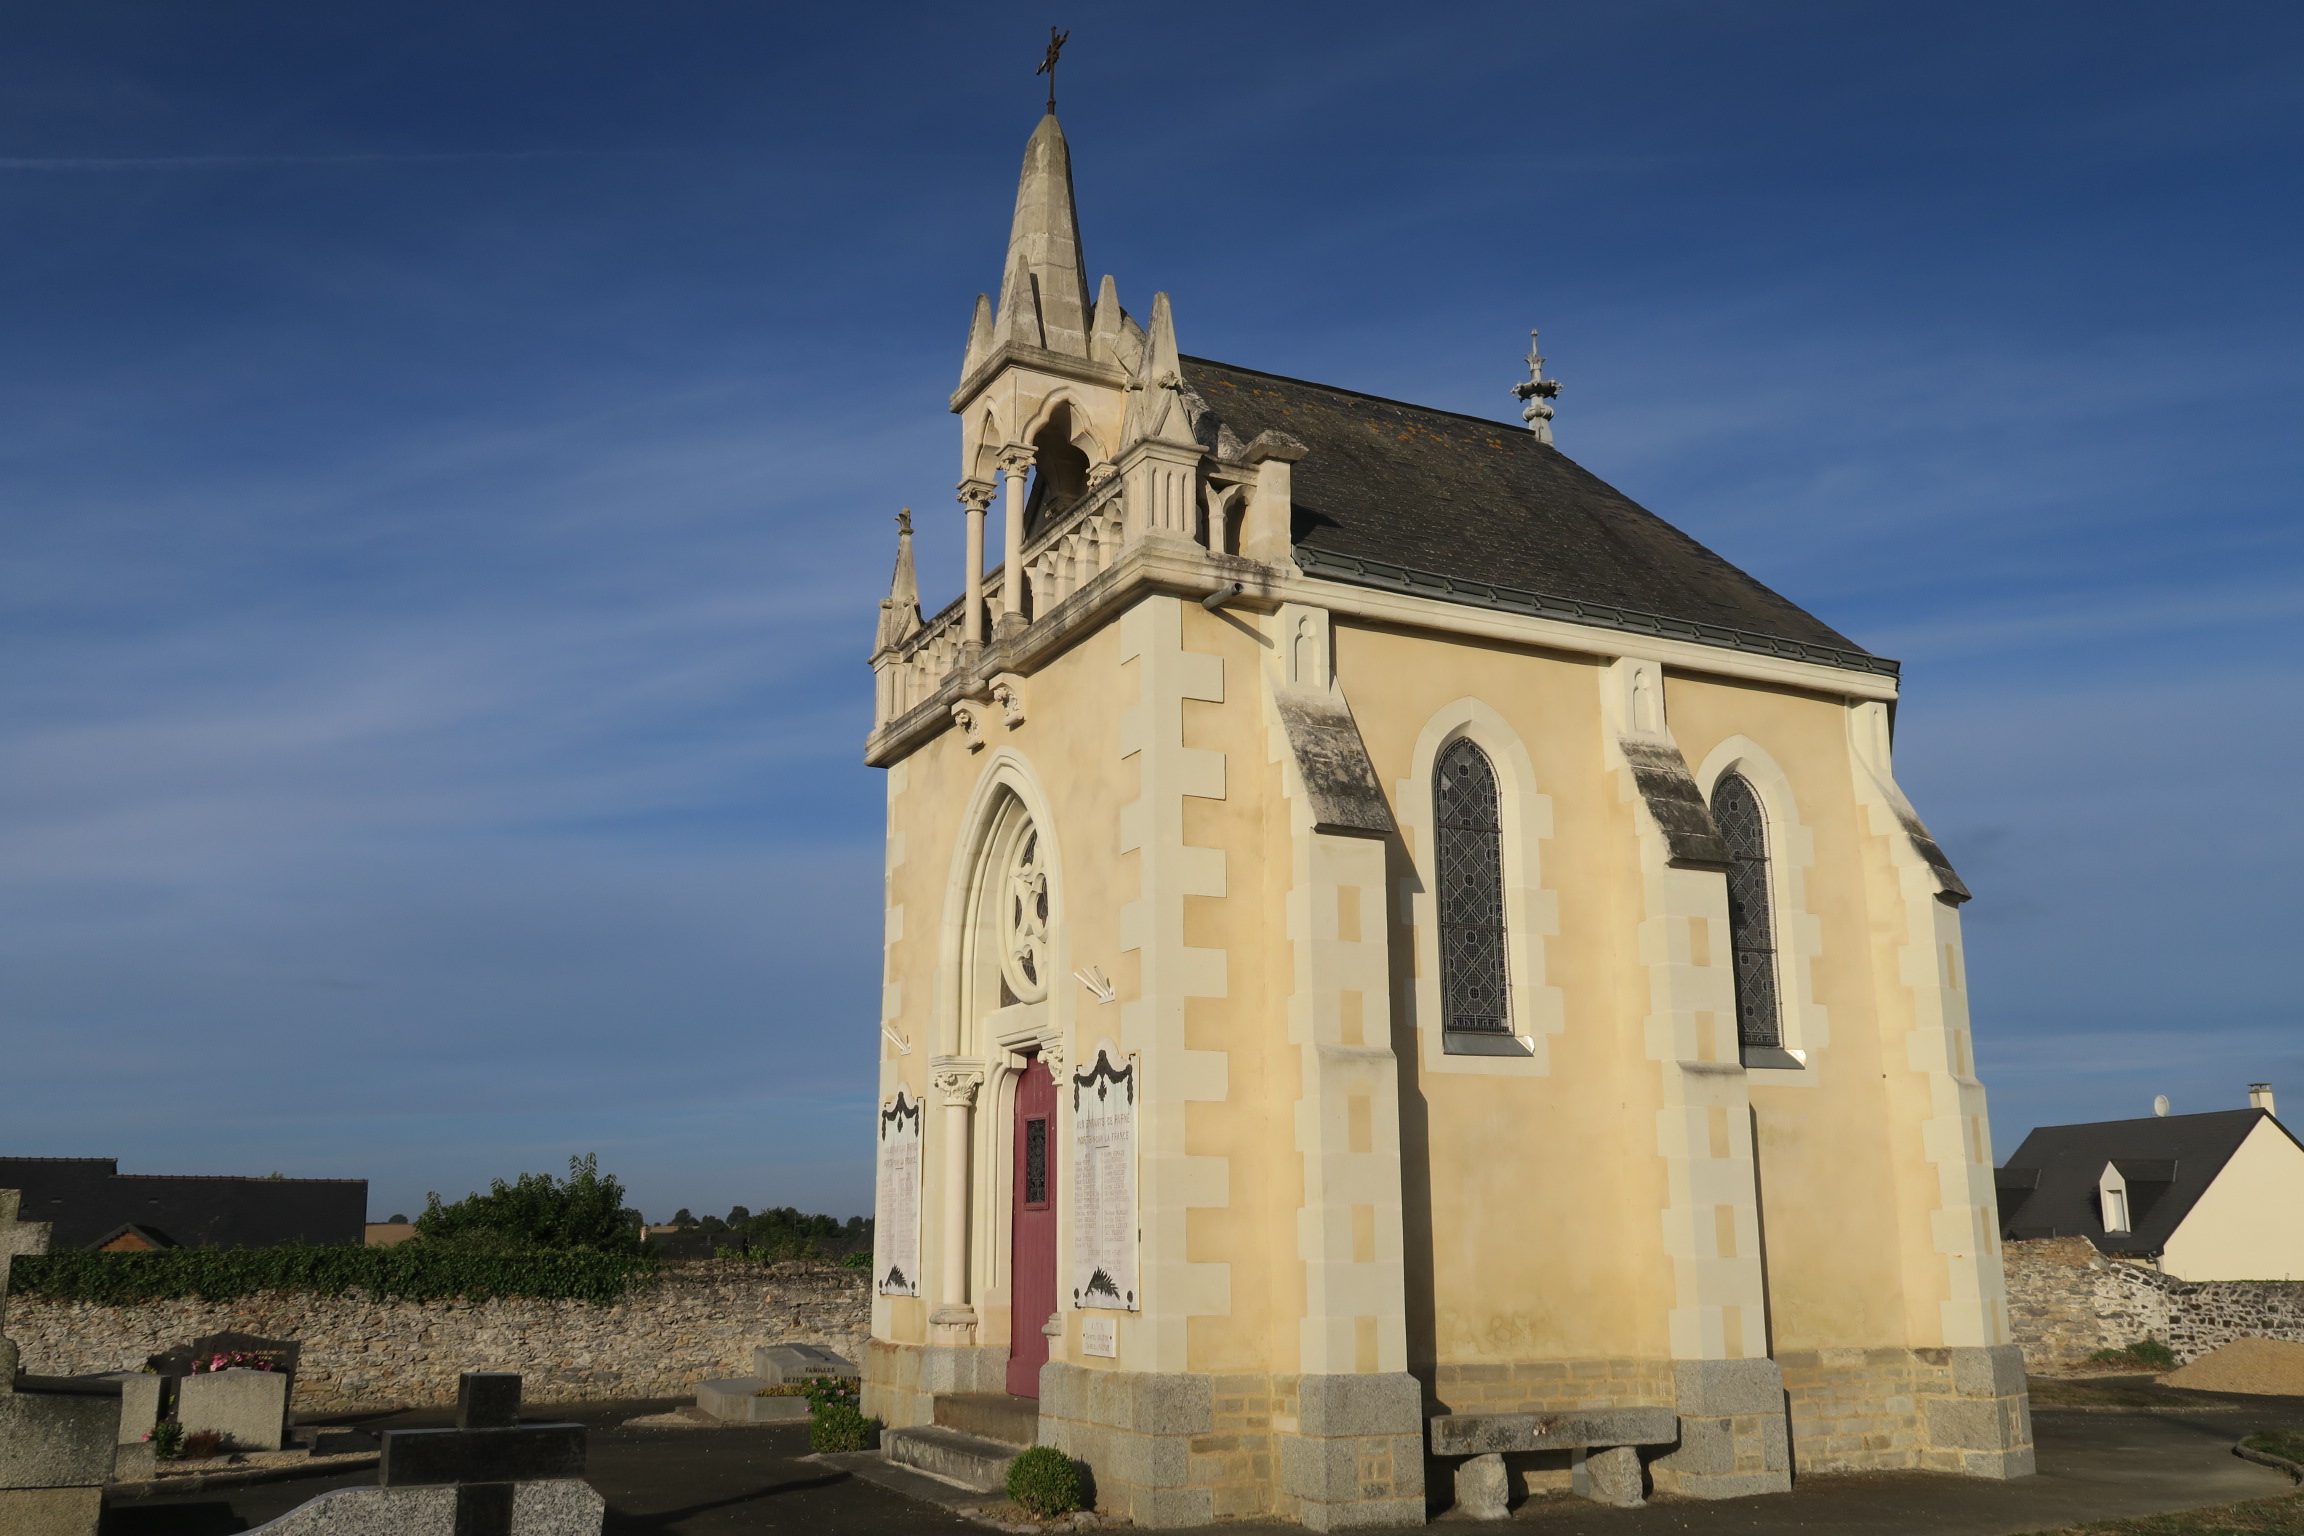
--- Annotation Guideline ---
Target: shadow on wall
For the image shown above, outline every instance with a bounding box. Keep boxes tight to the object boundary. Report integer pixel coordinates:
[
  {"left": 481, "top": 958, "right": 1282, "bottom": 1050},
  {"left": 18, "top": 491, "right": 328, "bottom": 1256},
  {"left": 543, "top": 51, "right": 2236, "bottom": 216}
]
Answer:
[{"left": 1387, "top": 829, "right": 1443, "bottom": 1420}]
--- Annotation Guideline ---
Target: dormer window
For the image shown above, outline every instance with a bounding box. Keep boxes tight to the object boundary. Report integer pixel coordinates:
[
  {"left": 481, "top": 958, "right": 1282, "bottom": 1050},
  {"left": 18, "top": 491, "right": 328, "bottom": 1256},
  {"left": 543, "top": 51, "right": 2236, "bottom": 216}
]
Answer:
[{"left": 2098, "top": 1162, "right": 2131, "bottom": 1234}]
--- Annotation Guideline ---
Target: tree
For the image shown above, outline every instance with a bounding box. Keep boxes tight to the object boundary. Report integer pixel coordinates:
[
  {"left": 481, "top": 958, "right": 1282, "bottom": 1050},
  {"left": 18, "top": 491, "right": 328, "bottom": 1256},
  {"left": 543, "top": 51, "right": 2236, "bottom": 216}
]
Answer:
[
  {"left": 387, "top": 1213, "right": 409, "bottom": 1225},
  {"left": 417, "top": 1154, "right": 640, "bottom": 1254},
  {"left": 670, "top": 1209, "right": 695, "bottom": 1227}
]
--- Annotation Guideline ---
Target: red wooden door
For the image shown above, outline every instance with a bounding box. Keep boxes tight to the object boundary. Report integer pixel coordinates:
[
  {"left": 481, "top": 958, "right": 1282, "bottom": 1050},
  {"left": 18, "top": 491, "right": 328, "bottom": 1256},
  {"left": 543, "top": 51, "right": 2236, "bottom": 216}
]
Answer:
[{"left": 1007, "top": 1054, "right": 1058, "bottom": 1398}]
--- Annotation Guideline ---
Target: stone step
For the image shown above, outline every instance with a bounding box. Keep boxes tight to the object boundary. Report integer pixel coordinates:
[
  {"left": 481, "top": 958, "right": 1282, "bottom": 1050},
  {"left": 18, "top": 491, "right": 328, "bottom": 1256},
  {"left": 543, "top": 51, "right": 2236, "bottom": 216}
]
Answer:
[
  {"left": 931, "top": 1392, "right": 1039, "bottom": 1448},
  {"left": 883, "top": 1425, "right": 1022, "bottom": 1493}
]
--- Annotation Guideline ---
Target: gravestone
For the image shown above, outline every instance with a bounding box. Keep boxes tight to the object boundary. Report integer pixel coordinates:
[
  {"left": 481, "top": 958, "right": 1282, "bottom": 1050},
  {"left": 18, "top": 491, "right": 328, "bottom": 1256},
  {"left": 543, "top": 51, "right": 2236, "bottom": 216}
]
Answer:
[
  {"left": 179, "top": 1366, "right": 290, "bottom": 1451},
  {"left": 695, "top": 1379, "right": 810, "bottom": 1424},
  {"left": 380, "top": 1372, "right": 589, "bottom": 1536},
  {"left": 695, "top": 1343, "right": 856, "bottom": 1422},
  {"left": 752, "top": 1343, "right": 857, "bottom": 1385},
  {"left": 97, "top": 1372, "right": 163, "bottom": 1444},
  {"left": 0, "top": 1190, "right": 118, "bottom": 1536},
  {"left": 238, "top": 1371, "right": 599, "bottom": 1535}
]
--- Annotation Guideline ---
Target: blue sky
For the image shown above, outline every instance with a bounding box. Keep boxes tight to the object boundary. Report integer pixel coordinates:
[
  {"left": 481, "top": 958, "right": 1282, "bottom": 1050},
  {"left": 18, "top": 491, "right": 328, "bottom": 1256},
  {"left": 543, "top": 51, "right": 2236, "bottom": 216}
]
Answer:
[{"left": 4, "top": 5, "right": 2299, "bottom": 1224}]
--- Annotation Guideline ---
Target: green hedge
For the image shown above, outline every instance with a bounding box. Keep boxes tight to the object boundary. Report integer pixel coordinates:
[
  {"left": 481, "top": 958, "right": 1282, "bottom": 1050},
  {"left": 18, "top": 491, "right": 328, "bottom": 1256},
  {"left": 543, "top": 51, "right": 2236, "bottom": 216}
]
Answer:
[{"left": 8, "top": 1243, "right": 659, "bottom": 1306}]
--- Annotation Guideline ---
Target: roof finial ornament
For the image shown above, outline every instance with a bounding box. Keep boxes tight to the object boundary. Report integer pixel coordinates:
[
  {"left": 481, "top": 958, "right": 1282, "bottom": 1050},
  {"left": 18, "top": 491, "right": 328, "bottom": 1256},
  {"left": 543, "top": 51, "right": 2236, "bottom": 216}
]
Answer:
[
  {"left": 1037, "top": 26, "right": 1070, "bottom": 115},
  {"left": 1512, "top": 328, "right": 1563, "bottom": 445}
]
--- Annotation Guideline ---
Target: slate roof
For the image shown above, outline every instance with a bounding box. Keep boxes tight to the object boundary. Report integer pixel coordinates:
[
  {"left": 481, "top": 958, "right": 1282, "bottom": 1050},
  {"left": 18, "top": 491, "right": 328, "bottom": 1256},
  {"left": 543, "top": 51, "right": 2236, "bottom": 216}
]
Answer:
[
  {"left": 0, "top": 1157, "right": 366, "bottom": 1250},
  {"left": 1993, "top": 1110, "right": 2290, "bottom": 1256},
  {"left": 1180, "top": 357, "right": 1889, "bottom": 676}
]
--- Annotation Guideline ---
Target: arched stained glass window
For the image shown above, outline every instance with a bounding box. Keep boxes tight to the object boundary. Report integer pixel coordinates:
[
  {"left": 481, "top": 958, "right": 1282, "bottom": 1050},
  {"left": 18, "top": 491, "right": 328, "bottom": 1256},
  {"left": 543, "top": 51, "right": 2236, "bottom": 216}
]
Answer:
[
  {"left": 1435, "top": 738, "right": 1510, "bottom": 1035},
  {"left": 1711, "top": 772, "right": 1781, "bottom": 1051}
]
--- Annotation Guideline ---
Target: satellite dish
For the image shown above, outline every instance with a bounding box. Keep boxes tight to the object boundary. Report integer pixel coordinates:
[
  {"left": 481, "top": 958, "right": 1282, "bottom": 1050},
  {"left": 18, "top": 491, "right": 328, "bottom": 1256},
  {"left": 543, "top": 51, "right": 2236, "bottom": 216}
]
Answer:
[{"left": 2153, "top": 1095, "right": 2171, "bottom": 1117}]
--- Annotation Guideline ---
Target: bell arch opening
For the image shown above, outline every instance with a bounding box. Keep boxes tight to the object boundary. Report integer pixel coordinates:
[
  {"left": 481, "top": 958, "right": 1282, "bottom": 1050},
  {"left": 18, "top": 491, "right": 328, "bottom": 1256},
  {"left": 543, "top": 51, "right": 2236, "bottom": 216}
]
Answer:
[{"left": 1023, "top": 404, "right": 1093, "bottom": 539}]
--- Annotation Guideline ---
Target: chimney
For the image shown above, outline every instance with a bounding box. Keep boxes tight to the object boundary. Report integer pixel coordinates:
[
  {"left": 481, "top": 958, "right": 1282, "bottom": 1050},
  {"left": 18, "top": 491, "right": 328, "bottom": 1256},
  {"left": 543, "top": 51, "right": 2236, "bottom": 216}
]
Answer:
[{"left": 2249, "top": 1083, "right": 2276, "bottom": 1117}]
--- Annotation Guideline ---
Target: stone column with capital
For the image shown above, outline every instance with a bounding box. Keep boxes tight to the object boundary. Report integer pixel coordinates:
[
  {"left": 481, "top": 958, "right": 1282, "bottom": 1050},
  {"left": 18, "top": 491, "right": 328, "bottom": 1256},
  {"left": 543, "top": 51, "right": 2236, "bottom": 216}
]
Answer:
[
  {"left": 929, "top": 1066, "right": 985, "bottom": 1337},
  {"left": 996, "top": 446, "right": 1034, "bottom": 637},
  {"left": 957, "top": 480, "right": 994, "bottom": 655}
]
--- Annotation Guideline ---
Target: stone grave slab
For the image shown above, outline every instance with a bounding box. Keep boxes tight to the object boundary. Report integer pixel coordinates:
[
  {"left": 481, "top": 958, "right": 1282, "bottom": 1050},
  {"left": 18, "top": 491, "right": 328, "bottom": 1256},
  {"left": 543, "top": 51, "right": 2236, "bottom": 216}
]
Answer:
[
  {"left": 235, "top": 1479, "right": 603, "bottom": 1534},
  {"left": 752, "top": 1343, "right": 857, "bottom": 1384},
  {"left": 696, "top": 1378, "right": 811, "bottom": 1424}
]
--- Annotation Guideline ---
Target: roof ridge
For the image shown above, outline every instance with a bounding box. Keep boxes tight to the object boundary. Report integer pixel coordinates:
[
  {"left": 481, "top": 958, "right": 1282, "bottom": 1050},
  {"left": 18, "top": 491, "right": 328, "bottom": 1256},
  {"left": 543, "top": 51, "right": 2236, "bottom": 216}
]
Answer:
[
  {"left": 1181, "top": 354, "right": 1530, "bottom": 437},
  {"left": 109, "top": 1173, "right": 366, "bottom": 1185},
  {"left": 2014, "top": 1108, "right": 2263, "bottom": 1139}
]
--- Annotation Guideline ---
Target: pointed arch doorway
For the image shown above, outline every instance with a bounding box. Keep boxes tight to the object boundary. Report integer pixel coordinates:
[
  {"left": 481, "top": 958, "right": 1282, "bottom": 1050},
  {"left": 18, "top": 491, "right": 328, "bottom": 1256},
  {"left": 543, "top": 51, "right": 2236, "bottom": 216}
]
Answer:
[{"left": 1006, "top": 1051, "right": 1058, "bottom": 1397}]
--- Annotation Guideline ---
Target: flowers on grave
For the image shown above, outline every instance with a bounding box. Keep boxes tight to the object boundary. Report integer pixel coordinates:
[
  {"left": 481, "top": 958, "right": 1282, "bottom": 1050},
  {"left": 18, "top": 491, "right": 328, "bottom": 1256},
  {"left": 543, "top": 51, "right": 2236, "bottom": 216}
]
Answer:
[{"left": 192, "top": 1350, "right": 278, "bottom": 1373}]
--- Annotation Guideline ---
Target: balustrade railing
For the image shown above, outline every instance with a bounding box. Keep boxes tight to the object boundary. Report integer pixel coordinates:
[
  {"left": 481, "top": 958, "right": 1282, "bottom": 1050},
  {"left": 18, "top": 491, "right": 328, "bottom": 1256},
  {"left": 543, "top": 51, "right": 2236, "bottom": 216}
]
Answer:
[
  {"left": 878, "top": 466, "right": 1231, "bottom": 731},
  {"left": 1020, "top": 474, "right": 1128, "bottom": 616}
]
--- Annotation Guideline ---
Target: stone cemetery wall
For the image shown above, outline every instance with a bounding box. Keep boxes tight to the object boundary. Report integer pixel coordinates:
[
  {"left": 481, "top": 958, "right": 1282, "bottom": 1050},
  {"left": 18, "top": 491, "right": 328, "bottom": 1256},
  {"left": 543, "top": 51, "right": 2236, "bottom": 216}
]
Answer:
[
  {"left": 10, "top": 1260, "right": 868, "bottom": 1412},
  {"left": 2002, "top": 1238, "right": 2304, "bottom": 1368}
]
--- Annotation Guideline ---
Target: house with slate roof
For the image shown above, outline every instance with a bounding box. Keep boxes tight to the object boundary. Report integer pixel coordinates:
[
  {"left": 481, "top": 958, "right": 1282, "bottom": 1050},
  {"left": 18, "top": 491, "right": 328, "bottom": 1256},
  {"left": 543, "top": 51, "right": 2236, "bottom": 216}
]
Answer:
[
  {"left": 854, "top": 104, "right": 2028, "bottom": 1525},
  {"left": 0, "top": 1157, "right": 364, "bottom": 1251},
  {"left": 1997, "top": 1085, "right": 2304, "bottom": 1281}
]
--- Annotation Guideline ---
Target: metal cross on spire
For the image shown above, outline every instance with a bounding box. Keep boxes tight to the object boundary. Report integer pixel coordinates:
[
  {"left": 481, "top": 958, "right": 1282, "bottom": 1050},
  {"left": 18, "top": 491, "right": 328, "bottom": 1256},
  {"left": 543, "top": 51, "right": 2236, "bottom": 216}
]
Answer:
[
  {"left": 1037, "top": 26, "right": 1070, "bottom": 115},
  {"left": 1512, "top": 328, "right": 1563, "bottom": 445}
]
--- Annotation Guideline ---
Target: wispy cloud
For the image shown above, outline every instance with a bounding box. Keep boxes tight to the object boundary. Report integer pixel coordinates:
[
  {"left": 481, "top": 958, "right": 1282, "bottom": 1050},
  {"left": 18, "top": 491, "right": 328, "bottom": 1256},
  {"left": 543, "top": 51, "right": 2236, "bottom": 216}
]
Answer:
[{"left": 0, "top": 151, "right": 574, "bottom": 172}]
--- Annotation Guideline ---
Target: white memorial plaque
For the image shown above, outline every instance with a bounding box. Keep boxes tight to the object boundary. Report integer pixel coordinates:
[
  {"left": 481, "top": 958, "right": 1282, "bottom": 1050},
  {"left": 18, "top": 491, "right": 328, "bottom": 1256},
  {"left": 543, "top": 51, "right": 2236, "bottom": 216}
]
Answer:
[
  {"left": 874, "top": 1092, "right": 922, "bottom": 1297},
  {"left": 1069, "top": 1046, "right": 1138, "bottom": 1311},
  {"left": 1082, "top": 1315, "right": 1117, "bottom": 1358}
]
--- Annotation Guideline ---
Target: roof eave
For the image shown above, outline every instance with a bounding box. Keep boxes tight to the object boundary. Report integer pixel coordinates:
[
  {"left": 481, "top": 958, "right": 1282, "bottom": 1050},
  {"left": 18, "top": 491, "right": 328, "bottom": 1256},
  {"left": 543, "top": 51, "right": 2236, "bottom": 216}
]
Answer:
[{"left": 1292, "top": 547, "right": 1901, "bottom": 680}]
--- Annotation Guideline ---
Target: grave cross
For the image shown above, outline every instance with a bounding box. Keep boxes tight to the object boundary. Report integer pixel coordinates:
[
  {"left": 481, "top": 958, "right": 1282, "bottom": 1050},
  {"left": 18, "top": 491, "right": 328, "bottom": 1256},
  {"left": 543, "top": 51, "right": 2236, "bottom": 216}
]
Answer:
[
  {"left": 380, "top": 1372, "right": 586, "bottom": 1536},
  {"left": 0, "top": 1189, "right": 55, "bottom": 1394}
]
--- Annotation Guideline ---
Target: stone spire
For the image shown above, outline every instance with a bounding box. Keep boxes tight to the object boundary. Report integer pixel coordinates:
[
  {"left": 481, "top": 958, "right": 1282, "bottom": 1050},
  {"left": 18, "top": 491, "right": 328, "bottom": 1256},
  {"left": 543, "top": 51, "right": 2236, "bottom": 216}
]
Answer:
[
  {"left": 991, "top": 112, "right": 1094, "bottom": 358},
  {"left": 875, "top": 510, "right": 922, "bottom": 655}
]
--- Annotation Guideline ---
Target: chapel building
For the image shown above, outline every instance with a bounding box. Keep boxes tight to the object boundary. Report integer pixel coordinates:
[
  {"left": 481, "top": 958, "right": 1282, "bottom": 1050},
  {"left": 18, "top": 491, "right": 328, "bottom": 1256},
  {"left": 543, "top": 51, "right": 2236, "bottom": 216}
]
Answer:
[{"left": 860, "top": 107, "right": 2033, "bottom": 1528}]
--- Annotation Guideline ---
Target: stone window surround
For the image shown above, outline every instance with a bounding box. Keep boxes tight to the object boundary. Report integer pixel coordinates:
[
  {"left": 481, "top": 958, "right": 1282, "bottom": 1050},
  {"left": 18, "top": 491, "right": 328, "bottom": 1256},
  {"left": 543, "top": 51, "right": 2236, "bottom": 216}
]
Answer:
[
  {"left": 1398, "top": 697, "right": 1566, "bottom": 1075},
  {"left": 1691, "top": 737, "right": 1829, "bottom": 1083}
]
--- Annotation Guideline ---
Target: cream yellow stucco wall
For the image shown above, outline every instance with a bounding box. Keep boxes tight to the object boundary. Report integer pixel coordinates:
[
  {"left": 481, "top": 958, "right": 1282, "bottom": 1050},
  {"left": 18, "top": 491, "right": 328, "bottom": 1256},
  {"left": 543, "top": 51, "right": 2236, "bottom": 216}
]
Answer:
[
  {"left": 2163, "top": 1119, "right": 2304, "bottom": 1280},
  {"left": 1666, "top": 675, "right": 1920, "bottom": 1351},
  {"left": 875, "top": 587, "right": 2004, "bottom": 1386},
  {"left": 1342, "top": 623, "right": 1675, "bottom": 1368}
]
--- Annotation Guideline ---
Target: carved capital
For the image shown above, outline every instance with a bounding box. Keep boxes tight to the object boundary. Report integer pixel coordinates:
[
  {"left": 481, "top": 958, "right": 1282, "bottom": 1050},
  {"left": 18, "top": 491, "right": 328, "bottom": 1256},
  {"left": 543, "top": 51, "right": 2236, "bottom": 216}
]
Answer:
[
  {"left": 997, "top": 443, "right": 1036, "bottom": 477},
  {"left": 988, "top": 673, "right": 1026, "bottom": 729},
  {"left": 933, "top": 1067, "right": 985, "bottom": 1108},
  {"left": 1039, "top": 1036, "right": 1066, "bottom": 1077},
  {"left": 956, "top": 478, "right": 996, "bottom": 514}
]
